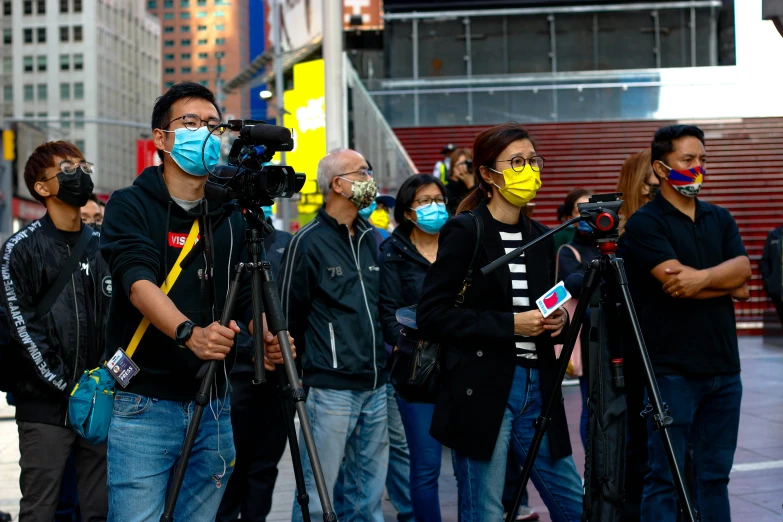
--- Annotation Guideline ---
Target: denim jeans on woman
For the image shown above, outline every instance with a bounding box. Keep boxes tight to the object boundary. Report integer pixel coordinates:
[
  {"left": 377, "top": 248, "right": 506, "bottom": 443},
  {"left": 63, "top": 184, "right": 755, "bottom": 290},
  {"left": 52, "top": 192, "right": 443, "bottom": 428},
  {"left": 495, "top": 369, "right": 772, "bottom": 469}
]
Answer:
[
  {"left": 106, "top": 391, "right": 234, "bottom": 522},
  {"left": 292, "top": 386, "right": 389, "bottom": 522},
  {"left": 453, "top": 366, "right": 583, "bottom": 522},
  {"left": 641, "top": 373, "right": 742, "bottom": 522}
]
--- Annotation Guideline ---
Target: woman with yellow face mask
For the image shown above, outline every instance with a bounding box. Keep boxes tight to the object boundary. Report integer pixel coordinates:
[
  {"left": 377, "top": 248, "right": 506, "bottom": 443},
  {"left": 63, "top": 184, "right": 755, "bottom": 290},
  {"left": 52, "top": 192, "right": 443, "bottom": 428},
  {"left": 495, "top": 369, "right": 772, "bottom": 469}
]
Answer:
[{"left": 417, "top": 122, "right": 583, "bottom": 522}]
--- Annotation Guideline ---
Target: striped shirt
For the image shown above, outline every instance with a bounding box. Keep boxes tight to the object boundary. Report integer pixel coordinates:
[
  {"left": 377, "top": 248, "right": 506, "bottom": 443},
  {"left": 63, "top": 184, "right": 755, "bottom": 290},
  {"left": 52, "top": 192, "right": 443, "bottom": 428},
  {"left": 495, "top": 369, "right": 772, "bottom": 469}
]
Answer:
[{"left": 498, "top": 223, "right": 538, "bottom": 366}]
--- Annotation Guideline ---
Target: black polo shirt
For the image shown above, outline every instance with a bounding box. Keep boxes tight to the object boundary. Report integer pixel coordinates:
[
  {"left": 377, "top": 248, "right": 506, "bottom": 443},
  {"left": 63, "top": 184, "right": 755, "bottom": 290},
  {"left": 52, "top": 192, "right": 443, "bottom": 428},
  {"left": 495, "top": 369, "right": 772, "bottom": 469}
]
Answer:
[{"left": 621, "top": 192, "right": 747, "bottom": 376}]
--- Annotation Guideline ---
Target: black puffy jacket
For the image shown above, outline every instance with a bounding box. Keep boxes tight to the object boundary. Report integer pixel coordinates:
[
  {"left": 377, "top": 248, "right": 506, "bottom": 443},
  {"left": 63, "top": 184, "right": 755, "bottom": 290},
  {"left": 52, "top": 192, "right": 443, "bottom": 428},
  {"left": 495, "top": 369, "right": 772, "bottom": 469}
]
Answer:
[
  {"left": 0, "top": 214, "right": 110, "bottom": 425},
  {"left": 278, "top": 207, "right": 386, "bottom": 391}
]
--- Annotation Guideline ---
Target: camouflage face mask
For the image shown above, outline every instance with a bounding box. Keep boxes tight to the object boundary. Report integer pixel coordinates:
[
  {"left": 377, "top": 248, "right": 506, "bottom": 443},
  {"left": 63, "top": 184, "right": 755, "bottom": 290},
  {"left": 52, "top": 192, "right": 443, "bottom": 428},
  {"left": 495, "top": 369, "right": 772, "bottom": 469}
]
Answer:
[{"left": 339, "top": 176, "right": 378, "bottom": 210}]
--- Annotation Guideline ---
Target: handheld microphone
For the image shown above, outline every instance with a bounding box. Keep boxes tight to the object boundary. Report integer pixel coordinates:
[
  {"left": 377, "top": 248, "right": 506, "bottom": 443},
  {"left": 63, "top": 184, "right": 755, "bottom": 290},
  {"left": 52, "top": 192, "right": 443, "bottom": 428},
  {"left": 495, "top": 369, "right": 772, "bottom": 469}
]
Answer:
[{"left": 564, "top": 273, "right": 585, "bottom": 299}]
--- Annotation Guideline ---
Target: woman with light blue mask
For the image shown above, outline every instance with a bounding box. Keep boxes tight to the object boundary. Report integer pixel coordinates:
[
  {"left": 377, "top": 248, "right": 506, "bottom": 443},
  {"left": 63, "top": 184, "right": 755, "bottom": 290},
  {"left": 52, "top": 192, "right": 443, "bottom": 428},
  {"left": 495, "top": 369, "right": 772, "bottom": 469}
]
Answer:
[{"left": 378, "top": 174, "right": 449, "bottom": 522}]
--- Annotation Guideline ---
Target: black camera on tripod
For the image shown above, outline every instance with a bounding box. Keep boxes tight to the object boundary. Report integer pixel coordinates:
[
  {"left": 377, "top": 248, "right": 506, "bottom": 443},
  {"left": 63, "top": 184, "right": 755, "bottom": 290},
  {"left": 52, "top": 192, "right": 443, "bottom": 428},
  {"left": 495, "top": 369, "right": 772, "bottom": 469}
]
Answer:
[
  {"left": 577, "top": 192, "right": 623, "bottom": 245},
  {"left": 207, "top": 120, "right": 306, "bottom": 207}
]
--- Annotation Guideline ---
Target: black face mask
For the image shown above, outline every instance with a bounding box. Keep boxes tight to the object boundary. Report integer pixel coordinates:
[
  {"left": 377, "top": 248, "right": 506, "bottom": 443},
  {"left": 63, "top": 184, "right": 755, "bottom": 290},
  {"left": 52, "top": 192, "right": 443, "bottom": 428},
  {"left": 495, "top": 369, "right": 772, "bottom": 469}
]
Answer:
[
  {"left": 87, "top": 222, "right": 101, "bottom": 233},
  {"left": 56, "top": 168, "right": 94, "bottom": 208}
]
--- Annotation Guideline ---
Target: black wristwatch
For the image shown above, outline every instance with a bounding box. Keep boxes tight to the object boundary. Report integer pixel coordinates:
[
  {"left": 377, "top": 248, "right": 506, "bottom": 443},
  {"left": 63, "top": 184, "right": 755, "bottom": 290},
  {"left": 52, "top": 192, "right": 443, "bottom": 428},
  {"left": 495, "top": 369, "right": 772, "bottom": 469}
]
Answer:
[{"left": 175, "top": 320, "right": 196, "bottom": 348}]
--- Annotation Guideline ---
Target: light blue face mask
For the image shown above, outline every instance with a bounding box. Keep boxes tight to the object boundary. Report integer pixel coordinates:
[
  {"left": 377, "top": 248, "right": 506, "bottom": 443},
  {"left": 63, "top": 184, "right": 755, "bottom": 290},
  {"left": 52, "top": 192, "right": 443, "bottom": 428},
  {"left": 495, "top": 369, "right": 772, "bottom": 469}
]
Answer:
[
  {"left": 164, "top": 126, "right": 221, "bottom": 177},
  {"left": 577, "top": 220, "right": 593, "bottom": 234},
  {"left": 359, "top": 200, "right": 377, "bottom": 219},
  {"left": 261, "top": 206, "right": 273, "bottom": 219},
  {"left": 413, "top": 202, "right": 448, "bottom": 235}
]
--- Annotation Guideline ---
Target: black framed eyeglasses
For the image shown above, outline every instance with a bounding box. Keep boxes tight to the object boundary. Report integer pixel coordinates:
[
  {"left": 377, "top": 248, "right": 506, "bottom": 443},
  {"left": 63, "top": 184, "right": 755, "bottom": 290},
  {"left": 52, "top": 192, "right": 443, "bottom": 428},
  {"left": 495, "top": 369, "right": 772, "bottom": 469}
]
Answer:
[
  {"left": 412, "top": 195, "right": 447, "bottom": 207},
  {"left": 455, "top": 160, "right": 473, "bottom": 173},
  {"left": 495, "top": 155, "right": 545, "bottom": 173},
  {"left": 40, "top": 160, "right": 94, "bottom": 182},
  {"left": 163, "top": 113, "right": 226, "bottom": 135}
]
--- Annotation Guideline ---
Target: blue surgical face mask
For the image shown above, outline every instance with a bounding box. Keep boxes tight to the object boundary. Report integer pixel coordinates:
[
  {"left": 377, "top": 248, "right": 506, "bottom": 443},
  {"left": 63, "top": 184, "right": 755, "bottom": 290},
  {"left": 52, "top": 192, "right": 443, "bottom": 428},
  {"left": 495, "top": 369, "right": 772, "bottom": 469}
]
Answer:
[
  {"left": 359, "top": 200, "right": 377, "bottom": 219},
  {"left": 261, "top": 206, "right": 273, "bottom": 219},
  {"left": 163, "top": 126, "right": 221, "bottom": 177},
  {"left": 413, "top": 202, "right": 448, "bottom": 235},
  {"left": 577, "top": 220, "right": 593, "bottom": 234}
]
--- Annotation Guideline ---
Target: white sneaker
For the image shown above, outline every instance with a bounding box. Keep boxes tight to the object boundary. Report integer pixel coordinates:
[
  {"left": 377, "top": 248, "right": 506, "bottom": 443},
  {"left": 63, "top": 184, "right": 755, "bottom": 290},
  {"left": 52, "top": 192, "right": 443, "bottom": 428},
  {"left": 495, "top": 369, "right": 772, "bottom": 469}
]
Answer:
[{"left": 502, "top": 506, "right": 540, "bottom": 521}]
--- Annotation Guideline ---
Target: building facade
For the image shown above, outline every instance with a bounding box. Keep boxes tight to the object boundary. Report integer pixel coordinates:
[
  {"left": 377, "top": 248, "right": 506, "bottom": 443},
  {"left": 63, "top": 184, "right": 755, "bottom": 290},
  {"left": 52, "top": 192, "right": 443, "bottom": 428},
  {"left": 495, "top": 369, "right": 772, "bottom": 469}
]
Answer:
[
  {"left": 4, "top": 0, "right": 161, "bottom": 194},
  {"left": 147, "top": 0, "right": 249, "bottom": 120}
]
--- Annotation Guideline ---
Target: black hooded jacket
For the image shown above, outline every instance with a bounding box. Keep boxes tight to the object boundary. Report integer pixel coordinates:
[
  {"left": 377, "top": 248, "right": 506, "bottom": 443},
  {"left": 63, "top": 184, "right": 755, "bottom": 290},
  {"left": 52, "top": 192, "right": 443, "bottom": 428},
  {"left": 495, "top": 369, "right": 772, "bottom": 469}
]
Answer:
[
  {"left": 100, "top": 166, "right": 251, "bottom": 401},
  {"left": 0, "top": 215, "right": 110, "bottom": 425}
]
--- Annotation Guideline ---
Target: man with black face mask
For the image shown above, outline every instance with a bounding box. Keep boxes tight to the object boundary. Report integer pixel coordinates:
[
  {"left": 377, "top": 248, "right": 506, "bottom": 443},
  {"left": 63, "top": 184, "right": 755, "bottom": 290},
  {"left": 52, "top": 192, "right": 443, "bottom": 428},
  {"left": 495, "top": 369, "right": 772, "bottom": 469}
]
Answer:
[{"left": 0, "top": 141, "right": 110, "bottom": 521}]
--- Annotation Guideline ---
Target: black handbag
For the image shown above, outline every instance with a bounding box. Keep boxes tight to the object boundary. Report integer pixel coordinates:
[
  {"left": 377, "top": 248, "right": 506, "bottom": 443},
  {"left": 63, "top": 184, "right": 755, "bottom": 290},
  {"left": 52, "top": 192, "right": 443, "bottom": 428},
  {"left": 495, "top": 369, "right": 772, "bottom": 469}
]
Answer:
[{"left": 390, "top": 211, "right": 484, "bottom": 403}]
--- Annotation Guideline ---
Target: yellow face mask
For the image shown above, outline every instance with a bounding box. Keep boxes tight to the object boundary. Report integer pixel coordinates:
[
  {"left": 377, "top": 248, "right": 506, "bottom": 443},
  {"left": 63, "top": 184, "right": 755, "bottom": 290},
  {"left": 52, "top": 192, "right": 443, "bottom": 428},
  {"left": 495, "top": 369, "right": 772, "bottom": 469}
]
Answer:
[
  {"left": 370, "top": 208, "right": 390, "bottom": 230},
  {"left": 489, "top": 164, "right": 542, "bottom": 207}
]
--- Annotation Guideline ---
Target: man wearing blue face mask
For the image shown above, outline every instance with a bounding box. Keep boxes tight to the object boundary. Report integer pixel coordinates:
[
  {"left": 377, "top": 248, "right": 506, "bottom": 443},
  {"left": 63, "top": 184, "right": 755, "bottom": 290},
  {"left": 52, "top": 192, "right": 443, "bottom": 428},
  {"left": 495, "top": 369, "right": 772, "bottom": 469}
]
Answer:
[{"left": 100, "top": 82, "right": 292, "bottom": 521}]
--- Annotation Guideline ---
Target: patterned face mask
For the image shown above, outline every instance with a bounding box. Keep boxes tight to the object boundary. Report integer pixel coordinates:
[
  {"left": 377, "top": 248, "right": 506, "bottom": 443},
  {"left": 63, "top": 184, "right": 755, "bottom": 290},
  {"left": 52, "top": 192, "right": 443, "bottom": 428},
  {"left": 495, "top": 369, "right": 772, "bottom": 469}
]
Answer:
[
  {"left": 339, "top": 177, "right": 378, "bottom": 210},
  {"left": 659, "top": 162, "right": 705, "bottom": 198}
]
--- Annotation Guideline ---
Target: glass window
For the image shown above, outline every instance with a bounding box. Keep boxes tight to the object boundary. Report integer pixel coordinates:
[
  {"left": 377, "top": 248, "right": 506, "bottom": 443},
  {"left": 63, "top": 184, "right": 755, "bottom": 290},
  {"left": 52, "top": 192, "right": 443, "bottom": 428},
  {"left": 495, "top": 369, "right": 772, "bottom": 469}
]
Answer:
[
  {"left": 60, "top": 54, "right": 70, "bottom": 70},
  {"left": 197, "top": 66, "right": 207, "bottom": 73},
  {"left": 164, "top": 53, "right": 175, "bottom": 60},
  {"left": 36, "top": 0, "right": 45, "bottom": 14},
  {"left": 24, "top": 84, "right": 34, "bottom": 101},
  {"left": 74, "top": 110, "right": 84, "bottom": 128},
  {"left": 73, "top": 53, "right": 83, "bottom": 70},
  {"left": 180, "top": 0, "right": 189, "bottom": 5},
  {"left": 3, "top": 85, "right": 12, "bottom": 102},
  {"left": 163, "top": 13, "right": 174, "bottom": 20},
  {"left": 164, "top": 40, "right": 174, "bottom": 47},
  {"left": 73, "top": 0, "right": 81, "bottom": 12},
  {"left": 215, "top": 0, "right": 228, "bottom": 4},
  {"left": 2, "top": 29, "right": 11, "bottom": 45},
  {"left": 181, "top": 52, "right": 191, "bottom": 60},
  {"left": 60, "top": 83, "right": 70, "bottom": 99},
  {"left": 60, "top": 0, "right": 68, "bottom": 13},
  {"left": 24, "top": 29, "right": 34, "bottom": 44},
  {"left": 198, "top": 52, "right": 208, "bottom": 59},
  {"left": 37, "top": 112, "right": 47, "bottom": 119},
  {"left": 197, "top": 0, "right": 206, "bottom": 5},
  {"left": 180, "top": 11, "right": 190, "bottom": 19},
  {"left": 75, "top": 140, "right": 84, "bottom": 152},
  {"left": 214, "top": 11, "right": 224, "bottom": 17},
  {"left": 181, "top": 66, "right": 191, "bottom": 73},
  {"left": 197, "top": 38, "right": 207, "bottom": 45},
  {"left": 147, "top": 0, "right": 157, "bottom": 8},
  {"left": 37, "top": 27, "right": 46, "bottom": 43},
  {"left": 23, "top": 56, "right": 33, "bottom": 72},
  {"left": 37, "top": 83, "right": 47, "bottom": 101},
  {"left": 164, "top": 26, "right": 174, "bottom": 33},
  {"left": 163, "top": 0, "right": 173, "bottom": 7},
  {"left": 164, "top": 67, "right": 174, "bottom": 74},
  {"left": 61, "top": 111, "right": 71, "bottom": 128},
  {"left": 2, "top": 1, "right": 11, "bottom": 16},
  {"left": 215, "top": 38, "right": 225, "bottom": 45},
  {"left": 36, "top": 55, "right": 46, "bottom": 71},
  {"left": 181, "top": 25, "right": 190, "bottom": 32},
  {"left": 198, "top": 80, "right": 209, "bottom": 87},
  {"left": 73, "top": 26, "right": 82, "bottom": 42},
  {"left": 60, "top": 26, "right": 69, "bottom": 42},
  {"left": 197, "top": 25, "right": 207, "bottom": 31},
  {"left": 23, "top": 0, "right": 32, "bottom": 15},
  {"left": 2, "top": 57, "right": 11, "bottom": 73},
  {"left": 164, "top": 81, "right": 175, "bottom": 88},
  {"left": 215, "top": 65, "right": 225, "bottom": 73},
  {"left": 215, "top": 24, "right": 224, "bottom": 31},
  {"left": 196, "top": 11, "right": 206, "bottom": 18},
  {"left": 74, "top": 82, "right": 83, "bottom": 99},
  {"left": 180, "top": 39, "right": 190, "bottom": 46}
]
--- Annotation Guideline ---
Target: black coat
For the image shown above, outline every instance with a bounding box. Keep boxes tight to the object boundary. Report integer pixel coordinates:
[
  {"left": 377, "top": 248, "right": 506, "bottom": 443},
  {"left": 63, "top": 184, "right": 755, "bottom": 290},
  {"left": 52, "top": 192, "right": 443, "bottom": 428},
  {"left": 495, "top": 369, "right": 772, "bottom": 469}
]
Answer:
[
  {"left": 378, "top": 228, "right": 431, "bottom": 346},
  {"left": 761, "top": 226, "right": 783, "bottom": 296},
  {"left": 417, "top": 202, "right": 572, "bottom": 461}
]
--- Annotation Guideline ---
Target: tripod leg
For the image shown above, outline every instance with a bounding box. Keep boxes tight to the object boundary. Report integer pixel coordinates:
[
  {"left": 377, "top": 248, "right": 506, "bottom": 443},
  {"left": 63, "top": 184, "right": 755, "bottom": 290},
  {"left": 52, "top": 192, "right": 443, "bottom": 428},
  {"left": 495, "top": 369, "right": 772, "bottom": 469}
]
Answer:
[
  {"left": 504, "top": 262, "right": 602, "bottom": 522},
  {"left": 609, "top": 256, "right": 696, "bottom": 522},
  {"left": 259, "top": 263, "right": 338, "bottom": 522},
  {"left": 277, "top": 368, "right": 312, "bottom": 522},
  {"left": 160, "top": 264, "right": 245, "bottom": 522}
]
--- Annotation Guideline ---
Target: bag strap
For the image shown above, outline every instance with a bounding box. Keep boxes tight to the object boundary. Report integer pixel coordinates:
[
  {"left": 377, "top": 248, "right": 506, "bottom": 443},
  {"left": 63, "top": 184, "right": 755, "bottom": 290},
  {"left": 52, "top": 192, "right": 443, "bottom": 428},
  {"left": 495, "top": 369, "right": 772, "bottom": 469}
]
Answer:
[
  {"left": 35, "top": 226, "right": 94, "bottom": 318},
  {"left": 455, "top": 210, "right": 484, "bottom": 305},
  {"left": 555, "top": 243, "right": 581, "bottom": 281},
  {"left": 126, "top": 219, "right": 200, "bottom": 358}
]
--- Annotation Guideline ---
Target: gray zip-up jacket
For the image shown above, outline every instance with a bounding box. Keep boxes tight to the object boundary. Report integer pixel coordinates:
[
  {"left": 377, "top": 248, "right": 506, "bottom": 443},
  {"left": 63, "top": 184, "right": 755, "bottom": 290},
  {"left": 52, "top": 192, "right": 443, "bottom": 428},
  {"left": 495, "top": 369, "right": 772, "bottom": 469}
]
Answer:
[{"left": 279, "top": 207, "right": 387, "bottom": 390}]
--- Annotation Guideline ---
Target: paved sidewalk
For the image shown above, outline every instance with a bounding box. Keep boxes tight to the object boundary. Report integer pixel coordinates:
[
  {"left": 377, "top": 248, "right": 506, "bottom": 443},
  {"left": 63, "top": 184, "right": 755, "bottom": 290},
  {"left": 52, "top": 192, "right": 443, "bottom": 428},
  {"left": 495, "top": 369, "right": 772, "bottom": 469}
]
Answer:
[{"left": 0, "top": 337, "right": 780, "bottom": 520}]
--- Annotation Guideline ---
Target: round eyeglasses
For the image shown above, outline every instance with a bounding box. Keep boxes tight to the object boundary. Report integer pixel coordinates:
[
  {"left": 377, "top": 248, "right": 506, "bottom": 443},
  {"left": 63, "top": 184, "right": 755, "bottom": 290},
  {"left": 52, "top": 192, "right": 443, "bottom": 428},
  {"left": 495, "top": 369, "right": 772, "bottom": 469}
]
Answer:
[
  {"left": 40, "top": 160, "right": 94, "bottom": 182},
  {"left": 495, "top": 155, "right": 545, "bottom": 173},
  {"left": 163, "top": 113, "right": 226, "bottom": 136}
]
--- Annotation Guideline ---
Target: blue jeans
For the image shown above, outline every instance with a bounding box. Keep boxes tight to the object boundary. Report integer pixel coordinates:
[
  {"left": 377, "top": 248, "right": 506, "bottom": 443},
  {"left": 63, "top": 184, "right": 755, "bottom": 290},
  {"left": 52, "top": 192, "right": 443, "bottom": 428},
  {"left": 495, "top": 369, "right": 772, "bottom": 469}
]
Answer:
[
  {"left": 641, "top": 373, "right": 742, "bottom": 522},
  {"left": 293, "top": 386, "right": 389, "bottom": 522},
  {"left": 453, "top": 366, "right": 583, "bottom": 522},
  {"left": 106, "top": 391, "right": 235, "bottom": 522},
  {"left": 397, "top": 396, "right": 442, "bottom": 522},
  {"left": 386, "top": 384, "right": 415, "bottom": 521}
]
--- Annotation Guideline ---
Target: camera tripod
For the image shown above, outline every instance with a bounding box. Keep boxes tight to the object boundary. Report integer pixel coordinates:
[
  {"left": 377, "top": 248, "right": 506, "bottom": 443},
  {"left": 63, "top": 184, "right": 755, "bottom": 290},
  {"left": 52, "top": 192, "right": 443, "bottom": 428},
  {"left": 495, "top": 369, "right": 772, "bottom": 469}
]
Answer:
[
  {"left": 161, "top": 207, "right": 336, "bottom": 522},
  {"left": 482, "top": 194, "right": 696, "bottom": 522}
]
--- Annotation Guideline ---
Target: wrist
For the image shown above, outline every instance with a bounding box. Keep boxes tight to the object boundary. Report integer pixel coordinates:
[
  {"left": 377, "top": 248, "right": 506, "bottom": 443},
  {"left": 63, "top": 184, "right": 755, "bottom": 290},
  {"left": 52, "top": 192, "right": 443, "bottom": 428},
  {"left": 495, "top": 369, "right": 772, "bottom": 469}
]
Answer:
[
  {"left": 700, "top": 268, "right": 713, "bottom": 290},
  {"left": 175, "top": 320, "right": 197, "bottom": 348}
]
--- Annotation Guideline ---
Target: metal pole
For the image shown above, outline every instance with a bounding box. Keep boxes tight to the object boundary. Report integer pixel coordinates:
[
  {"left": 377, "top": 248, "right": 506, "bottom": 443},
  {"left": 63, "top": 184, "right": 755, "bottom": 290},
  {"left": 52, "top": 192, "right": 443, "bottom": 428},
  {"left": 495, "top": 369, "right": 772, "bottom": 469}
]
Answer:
[
  {"left": 708, "top": 6, "right": 718, "bottom": 66},
  {"left": 323, "top": 0, "right": 345, "bottom": 151},
  {"left": 216, "top": 52, "right": 224, "bottom": 113},
  {"left": 464, "top": 17, "right": 473, "bottom": 124},
  {"left": 593, "top": 12, "right": 599, "bottom": 70},
  {"left": 412, "top": 18, "right": 420, "bottom": 127},
  {"left": 690, "top": 7, "right": 697, "bottom": 66},
  {"left": 0, "top": 129, "right": 12, "bottom": 242},
  {"left": 653, "top": 10, "right": 662, "bottom": 68},
  {"left": 548, "top": 14, "right": 558, "bottom": 120},
  {"left": 273, "top": 0, "right": 290, "bottom": 231}
]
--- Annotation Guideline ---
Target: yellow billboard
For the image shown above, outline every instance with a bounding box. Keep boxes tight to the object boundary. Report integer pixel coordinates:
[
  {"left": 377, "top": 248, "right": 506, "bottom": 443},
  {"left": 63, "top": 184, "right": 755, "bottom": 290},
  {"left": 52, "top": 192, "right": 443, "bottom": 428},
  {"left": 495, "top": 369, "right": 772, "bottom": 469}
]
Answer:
[{"left": 280, "top": 59, "right": 326, "bottom": 225}]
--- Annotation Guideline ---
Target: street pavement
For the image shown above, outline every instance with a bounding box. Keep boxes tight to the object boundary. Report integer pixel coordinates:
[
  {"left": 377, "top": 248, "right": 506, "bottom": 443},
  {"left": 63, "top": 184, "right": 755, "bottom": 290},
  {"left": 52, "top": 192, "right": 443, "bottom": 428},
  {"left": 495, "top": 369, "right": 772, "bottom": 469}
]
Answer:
[{"left": 0, "top": 337, "right": 781, "bottom": 520}]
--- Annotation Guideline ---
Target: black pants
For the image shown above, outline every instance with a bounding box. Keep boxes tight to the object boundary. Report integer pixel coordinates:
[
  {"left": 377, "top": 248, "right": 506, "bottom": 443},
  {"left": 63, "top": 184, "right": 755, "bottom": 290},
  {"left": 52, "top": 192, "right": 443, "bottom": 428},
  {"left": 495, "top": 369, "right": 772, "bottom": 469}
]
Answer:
[
  {"left": 217, "top": 373, "right": 288, "bottom": 522},
  {"left": 770, "top": 295, "right": 783, "bottom": 326},
  {"left": 17, "top": 420, "right": 107, "bottom": 522}
]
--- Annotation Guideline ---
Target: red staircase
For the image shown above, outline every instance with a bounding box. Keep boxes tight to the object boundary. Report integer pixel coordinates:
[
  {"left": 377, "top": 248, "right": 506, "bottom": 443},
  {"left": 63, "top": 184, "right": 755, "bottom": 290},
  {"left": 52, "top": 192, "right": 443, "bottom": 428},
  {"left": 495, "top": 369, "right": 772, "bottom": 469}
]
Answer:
[{"left": 395, "top": 118, "right": 783, "bottom": 332}]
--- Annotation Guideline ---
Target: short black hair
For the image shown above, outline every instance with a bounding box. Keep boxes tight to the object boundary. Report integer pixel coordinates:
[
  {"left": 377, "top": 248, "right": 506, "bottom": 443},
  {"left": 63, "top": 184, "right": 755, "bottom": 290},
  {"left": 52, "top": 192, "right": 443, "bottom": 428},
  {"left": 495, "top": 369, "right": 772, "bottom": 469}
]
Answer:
[
  {"left": 651, "top": 125, "right": 705, "bottom": 166},
  {"left": 151, "top": 82, "right": 221, "bottom": 161},
  {"left": 394, "top": 174, "right": 446, "bottom": 234}
]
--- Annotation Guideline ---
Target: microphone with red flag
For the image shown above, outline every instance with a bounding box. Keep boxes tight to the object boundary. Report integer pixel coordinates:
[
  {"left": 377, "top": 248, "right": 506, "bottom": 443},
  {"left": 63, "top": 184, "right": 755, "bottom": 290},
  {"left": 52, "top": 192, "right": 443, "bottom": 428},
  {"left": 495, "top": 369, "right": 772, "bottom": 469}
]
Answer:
[{"left": 535, "top": 281, "right": 572, "bottom": 318}]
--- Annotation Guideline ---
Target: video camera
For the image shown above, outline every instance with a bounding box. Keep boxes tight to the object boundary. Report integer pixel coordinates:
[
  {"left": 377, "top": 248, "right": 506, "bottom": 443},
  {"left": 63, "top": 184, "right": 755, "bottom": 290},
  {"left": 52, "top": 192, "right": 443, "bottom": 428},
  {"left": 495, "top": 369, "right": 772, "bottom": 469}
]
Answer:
[{"left": 206, "top": 120, "right": 306, "bottom": 207}]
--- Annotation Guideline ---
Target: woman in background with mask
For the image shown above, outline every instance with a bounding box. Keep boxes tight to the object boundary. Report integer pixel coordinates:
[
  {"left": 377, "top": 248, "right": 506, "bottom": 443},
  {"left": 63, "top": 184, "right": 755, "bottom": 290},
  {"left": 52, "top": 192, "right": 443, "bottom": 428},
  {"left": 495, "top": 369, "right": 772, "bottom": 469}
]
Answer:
[
  {"left": 417, "top": 123, "right": 583, "bottom": 521},
  {"left": 379, "top": 174, "right": 449, "bottom": 522}
]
